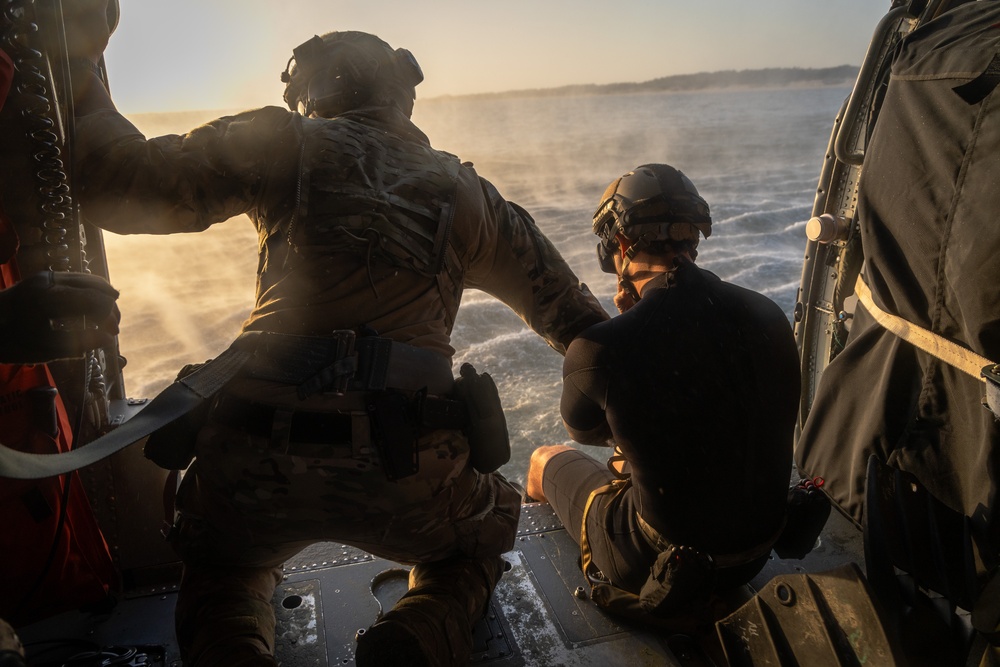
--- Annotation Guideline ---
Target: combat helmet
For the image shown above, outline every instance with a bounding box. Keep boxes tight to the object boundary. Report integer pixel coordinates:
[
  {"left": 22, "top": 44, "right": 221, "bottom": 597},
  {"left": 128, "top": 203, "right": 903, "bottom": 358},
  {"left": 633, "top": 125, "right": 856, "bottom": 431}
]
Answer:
[
  {"left": 593, "top": 164, "right": 711, "bottom": 273},
  {"left": 281, "top": 31, "right": 424, "bottom": 118}
]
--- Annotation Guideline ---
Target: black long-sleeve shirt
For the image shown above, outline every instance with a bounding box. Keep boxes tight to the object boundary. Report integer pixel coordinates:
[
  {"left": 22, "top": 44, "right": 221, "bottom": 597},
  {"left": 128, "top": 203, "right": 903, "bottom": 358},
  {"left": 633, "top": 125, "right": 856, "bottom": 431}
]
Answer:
[{"left": 561, "top": 263, "right": 799, "bottom": 554}]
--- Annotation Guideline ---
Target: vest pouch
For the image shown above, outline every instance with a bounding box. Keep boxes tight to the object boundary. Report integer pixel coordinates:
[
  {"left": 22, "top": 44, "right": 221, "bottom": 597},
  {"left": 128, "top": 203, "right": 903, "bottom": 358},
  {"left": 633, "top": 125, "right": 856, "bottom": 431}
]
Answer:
[
  {"left": 773, "top": 478, "right": 831, "bottom": 559},
  {"left": 144, "top": 361, "right": 211, "bottom": 470},
  {"left": 453, "top": 363, "right": 510, "bottom": 474}
]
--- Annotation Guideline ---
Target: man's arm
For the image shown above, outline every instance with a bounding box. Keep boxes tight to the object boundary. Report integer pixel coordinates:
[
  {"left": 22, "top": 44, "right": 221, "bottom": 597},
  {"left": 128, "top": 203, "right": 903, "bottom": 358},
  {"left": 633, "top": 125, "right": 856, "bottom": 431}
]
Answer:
[
  {"left": 72, "top": 106, "right": 296, "bottom": 235},
  {"left": 61, "top": 0, "right": 293, "bottom": 236},
  {"left": 465, "top": 177, "right": 609, "bottom": 354},
  {"left": 560, "top": 333, "right": 613, "bottom": 446},
  {"left": 561, "top": 416, "right": 612, "bottom": 447}
]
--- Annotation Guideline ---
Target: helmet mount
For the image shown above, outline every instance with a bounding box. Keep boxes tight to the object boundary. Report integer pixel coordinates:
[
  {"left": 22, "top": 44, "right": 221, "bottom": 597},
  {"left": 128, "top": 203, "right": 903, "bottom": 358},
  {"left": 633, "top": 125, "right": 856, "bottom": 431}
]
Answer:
[{"left": 281, "top": 32, "right": 424, "bottom": 117}]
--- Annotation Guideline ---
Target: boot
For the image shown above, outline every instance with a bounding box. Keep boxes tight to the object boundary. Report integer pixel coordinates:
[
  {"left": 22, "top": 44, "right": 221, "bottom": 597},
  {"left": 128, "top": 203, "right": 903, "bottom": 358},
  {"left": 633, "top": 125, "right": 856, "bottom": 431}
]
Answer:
[
  {"left": 355, "top": 556, "right": 507, "bottom": 667},
  {"left": 175, "top": 563, "right": 282, "bottom": 667}
]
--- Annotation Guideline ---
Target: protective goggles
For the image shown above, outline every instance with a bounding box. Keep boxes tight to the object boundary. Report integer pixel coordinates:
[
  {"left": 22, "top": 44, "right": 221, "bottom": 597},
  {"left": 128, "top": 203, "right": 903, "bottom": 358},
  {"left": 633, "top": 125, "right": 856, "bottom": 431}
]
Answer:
[{"left": 597, "top": 239, "right": 618, "bottom": 274}]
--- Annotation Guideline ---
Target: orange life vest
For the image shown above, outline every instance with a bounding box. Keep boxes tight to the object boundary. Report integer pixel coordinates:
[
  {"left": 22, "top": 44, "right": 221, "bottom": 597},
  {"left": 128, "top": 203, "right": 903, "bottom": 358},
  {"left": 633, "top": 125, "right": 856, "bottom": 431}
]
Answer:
[{"left": 0, "top": 203, "right": 115, "bottom": 627}]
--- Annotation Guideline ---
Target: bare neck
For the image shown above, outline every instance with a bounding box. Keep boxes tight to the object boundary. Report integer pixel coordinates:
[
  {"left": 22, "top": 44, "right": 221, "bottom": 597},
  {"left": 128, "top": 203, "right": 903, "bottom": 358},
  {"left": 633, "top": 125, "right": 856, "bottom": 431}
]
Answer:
[{"left": 623, "top": 249, "right": 691, "bottom": 298}]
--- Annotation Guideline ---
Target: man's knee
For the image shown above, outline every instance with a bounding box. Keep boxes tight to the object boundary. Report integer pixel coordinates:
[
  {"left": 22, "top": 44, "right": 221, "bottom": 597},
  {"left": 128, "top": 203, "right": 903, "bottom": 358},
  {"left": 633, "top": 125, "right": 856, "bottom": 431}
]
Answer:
[
  {"left": 530, "top": 444, "right": 572, "bottom": 466},
  {"left": 526, "top": 444, "right": 576, "bottom": 502}
]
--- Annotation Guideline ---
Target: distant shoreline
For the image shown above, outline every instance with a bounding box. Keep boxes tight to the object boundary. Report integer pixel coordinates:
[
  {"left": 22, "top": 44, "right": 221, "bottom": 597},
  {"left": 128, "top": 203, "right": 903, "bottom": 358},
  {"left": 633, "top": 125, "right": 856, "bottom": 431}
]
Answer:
[
  {"left": 425, "top": 65, "right": 859, "bottom": 102},
  {"left": 124, "top": 66, "right": 859, "bottom": 120}
]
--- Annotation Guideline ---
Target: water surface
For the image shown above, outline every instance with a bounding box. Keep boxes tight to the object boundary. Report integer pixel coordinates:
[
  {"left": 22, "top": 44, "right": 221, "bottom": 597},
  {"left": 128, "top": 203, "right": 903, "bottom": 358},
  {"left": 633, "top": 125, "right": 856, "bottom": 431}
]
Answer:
[{"left": 104, "top": 86, "right": 849, "bottom": 484}]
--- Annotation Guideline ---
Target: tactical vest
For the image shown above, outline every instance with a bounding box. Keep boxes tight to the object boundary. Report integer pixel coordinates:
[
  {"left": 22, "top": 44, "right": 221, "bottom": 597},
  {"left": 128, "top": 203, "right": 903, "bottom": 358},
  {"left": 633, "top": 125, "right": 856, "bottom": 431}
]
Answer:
[{"left": 287, "top": 116, "right": 465, "bottom": 324}]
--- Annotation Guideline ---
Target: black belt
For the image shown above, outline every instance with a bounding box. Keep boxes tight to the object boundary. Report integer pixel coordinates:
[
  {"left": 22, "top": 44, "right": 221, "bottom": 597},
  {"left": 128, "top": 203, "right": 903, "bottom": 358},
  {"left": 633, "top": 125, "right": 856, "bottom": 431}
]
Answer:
[
  {"left": 212, "top": 392, "right": 467, "bottom": 449},
  {"left": 213, "top": 394, "right": 354, "bottom": 445},
  {"left": 246, "top": 332, "right": 455, "bottom": 398}
]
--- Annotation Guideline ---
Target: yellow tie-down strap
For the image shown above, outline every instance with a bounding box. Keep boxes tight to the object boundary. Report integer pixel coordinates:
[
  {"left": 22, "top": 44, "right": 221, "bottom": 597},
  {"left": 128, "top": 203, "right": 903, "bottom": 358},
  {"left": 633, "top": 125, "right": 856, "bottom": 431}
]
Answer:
[{"left": 854, "top": 275, "right": 997, "bottom": 383}]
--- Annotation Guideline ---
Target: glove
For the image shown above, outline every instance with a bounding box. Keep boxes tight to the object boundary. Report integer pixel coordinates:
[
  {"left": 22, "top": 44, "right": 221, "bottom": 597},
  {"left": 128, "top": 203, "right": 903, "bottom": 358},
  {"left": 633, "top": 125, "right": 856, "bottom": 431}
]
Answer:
[{"left": 0, "top": 271, "right": 120, "bottom": 364}]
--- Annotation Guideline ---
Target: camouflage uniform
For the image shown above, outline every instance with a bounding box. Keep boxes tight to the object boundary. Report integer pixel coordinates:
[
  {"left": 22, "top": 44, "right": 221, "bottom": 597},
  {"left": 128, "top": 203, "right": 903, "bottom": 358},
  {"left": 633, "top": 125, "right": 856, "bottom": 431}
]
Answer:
[{"left": 75, "top": 103, "right": 607, "bottom": 665}]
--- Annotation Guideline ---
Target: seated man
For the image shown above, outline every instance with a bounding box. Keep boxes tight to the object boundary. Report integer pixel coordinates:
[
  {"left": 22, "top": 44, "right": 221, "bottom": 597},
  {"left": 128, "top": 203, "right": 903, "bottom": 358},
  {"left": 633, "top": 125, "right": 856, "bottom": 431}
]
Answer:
[{"left": 527, "top": 164, "right": 800, "bottom": 620}]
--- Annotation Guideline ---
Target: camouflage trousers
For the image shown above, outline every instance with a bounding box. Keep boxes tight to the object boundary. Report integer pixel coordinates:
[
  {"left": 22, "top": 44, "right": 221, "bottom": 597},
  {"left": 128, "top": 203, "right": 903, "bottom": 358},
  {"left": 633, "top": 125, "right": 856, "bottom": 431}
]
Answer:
[{"left": 171, "top": 378, "right": 521, "bottom": 666}]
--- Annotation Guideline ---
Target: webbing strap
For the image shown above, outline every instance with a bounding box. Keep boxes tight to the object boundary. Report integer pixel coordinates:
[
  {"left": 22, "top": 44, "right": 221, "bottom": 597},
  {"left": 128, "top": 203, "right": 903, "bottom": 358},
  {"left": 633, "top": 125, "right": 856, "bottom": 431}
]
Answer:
[
  {"left": 854, "top": 275, "right": 996, "bottom": 382},
  {"left": 0, "top": 332, "right": 262, "bottom": 480}
]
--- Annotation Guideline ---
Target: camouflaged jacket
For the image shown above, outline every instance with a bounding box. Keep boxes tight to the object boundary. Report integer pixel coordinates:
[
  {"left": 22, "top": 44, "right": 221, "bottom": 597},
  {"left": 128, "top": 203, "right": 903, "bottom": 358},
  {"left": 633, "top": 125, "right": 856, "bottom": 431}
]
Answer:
[{"left": 74, "top": 105, "right": 607, "bottom": 357}]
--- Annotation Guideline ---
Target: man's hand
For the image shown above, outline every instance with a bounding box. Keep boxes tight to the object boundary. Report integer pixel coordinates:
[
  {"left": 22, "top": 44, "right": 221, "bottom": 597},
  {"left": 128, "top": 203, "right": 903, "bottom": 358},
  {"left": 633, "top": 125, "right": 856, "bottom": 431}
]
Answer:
[
  {"left": 613, "top": 280, "right": 636, "bottom": 313},
  {"left": 0, "top": 271, "right": 121, "bottom": 364}
]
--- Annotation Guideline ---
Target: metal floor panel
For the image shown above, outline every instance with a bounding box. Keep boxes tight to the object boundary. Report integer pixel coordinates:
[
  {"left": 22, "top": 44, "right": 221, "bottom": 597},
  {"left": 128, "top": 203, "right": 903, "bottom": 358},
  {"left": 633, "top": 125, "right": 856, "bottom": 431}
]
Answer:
[{"left": 17, "top": 502, "right": 869, "bottom": 667}]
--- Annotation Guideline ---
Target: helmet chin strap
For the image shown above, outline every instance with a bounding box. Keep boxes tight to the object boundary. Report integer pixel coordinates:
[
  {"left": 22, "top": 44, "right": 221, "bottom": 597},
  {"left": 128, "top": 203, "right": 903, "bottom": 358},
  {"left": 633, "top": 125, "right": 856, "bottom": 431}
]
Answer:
[
  {"left": 617, "top": 237, "right": 643, "bottom": 302},
  {"left": 618, "top": 241, "right": 692, "bottom": 303},
  {"left": 618, "top": 277, "right": 641, "bottom": 303}
]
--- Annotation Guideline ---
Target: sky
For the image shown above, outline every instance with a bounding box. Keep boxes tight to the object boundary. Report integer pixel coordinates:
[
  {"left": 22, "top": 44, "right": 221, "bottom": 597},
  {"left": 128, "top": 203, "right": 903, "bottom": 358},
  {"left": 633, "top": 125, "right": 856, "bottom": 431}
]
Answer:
[{"left": 103, "top": 0, "right": 893, "bottom": 115}]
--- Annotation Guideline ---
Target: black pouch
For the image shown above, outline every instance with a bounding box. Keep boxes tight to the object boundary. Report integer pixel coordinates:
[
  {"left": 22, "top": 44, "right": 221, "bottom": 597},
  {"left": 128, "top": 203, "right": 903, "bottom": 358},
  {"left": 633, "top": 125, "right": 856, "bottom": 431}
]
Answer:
[
  {"left": 637, "top": 545, "right": 715, "bottom": 615},
  {"left": 143, "top": 361, "right": 212, "bottom": 470},
  {"left": 453, "top": 363, "right": 510, "bottom": 474},
  {"left": 587, "top": 545, "right": 716, "bottom": 625},
  {"left": 772, "top": 478, "right": 832, "bottom": 559}
]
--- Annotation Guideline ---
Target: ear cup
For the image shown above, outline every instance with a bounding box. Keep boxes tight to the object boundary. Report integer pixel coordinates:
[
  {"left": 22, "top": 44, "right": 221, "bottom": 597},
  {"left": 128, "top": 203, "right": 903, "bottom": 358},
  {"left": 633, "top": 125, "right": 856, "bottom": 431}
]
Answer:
[{"left": 393, "top": 48, "right": 424, "bottom": 86}]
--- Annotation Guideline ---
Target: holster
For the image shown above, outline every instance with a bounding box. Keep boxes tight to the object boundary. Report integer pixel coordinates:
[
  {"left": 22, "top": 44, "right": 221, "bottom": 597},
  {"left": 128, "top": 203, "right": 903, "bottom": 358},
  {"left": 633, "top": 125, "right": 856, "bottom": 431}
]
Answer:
[
  {"left": 367, "top": 390, "right": 419, "bottom": 482},
  {"left": 452, "top": 363, "right": 510, "bottom": 474},
  {"left": 143, "top": 361, "right": 212, "bottom": 470}
]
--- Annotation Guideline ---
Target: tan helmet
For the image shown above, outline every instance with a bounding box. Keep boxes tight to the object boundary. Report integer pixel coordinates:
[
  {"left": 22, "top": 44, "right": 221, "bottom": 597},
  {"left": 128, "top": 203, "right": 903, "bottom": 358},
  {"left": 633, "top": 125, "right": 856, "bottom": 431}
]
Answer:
[
  {"left": 593, "top": 164, "right": 711, "bottom": 273},
  {"left": 281, "top": 31, "right": 424, "bottom": 117}
]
